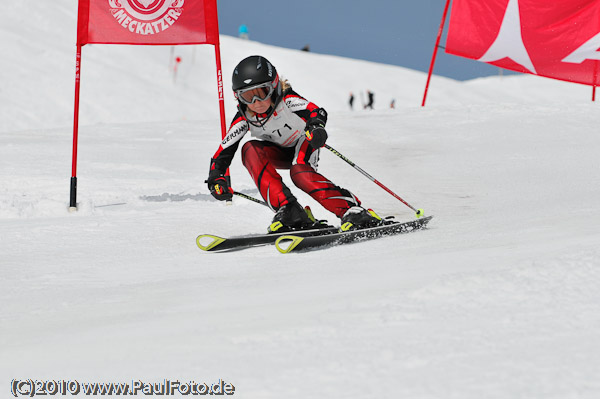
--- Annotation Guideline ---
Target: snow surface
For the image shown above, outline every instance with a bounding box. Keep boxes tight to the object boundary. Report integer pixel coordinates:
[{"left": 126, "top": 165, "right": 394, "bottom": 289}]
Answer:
[{"left": 2, "top": 2, "right": 600, "bottom": 398}]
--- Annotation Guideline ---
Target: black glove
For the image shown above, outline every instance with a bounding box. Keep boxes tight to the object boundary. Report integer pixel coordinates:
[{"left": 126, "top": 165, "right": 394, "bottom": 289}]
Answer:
[
  {"left": 305, "top": 119, "right": 328, "bottom": 149},
  {"left": 206, "top": 170, "right": 233, "bottom": 201}
]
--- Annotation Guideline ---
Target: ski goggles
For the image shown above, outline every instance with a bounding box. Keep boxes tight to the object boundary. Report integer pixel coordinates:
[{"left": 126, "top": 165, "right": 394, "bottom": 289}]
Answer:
[{"left": 235, "top": 82, "right": 275, "bottom": 105}]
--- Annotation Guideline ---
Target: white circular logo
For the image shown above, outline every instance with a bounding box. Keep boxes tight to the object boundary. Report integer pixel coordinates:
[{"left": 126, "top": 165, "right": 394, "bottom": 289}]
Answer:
[{"left": 108, "top": 0, "right": 185, "bottom": 35}]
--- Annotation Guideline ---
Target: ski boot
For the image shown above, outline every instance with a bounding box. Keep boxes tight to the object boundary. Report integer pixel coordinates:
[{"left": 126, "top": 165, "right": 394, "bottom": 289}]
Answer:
[
  {"left": 304, "top": 205, "right": 334, "bottom": 230},
  {"left": 268, "top": 200, "right": 314, "bottom": 233},
  {"left": 340, "top": 206, "right": 384, "bottom": 231}
]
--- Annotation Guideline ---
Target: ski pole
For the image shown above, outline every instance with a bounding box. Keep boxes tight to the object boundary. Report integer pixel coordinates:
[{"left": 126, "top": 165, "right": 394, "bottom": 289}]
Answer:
[
  {"left": 233, "top": 190, "right": 269, "bottom": 208},
  {"left": 324, "top": 144, "right": 424, "bottom": 218},
  {"left": 206, "top": 177, "right": 267, "bottom": 207}
]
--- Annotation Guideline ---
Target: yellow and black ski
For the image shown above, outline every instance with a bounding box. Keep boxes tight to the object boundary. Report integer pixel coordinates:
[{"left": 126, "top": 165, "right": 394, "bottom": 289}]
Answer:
[
  {"left": 197, "top": 225, "right": 337, "bottom": 252},
  {"left": 275, "top": 216, "right": 433, "bottom": 254}
]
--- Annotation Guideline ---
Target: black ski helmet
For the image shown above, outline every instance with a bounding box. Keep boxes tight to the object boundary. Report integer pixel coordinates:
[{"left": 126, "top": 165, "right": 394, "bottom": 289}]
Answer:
[{"left": 232, "top": 56, "right": 282, "bottom": 125}]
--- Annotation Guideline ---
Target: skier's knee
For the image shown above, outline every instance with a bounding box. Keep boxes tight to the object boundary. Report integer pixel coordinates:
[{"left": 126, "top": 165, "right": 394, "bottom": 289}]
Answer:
[
  {"left": 241, "top": 140, "right": 261, "bottom": 166},
  {"left": 290, "top": 164, "right": 314, "bottom": 185}
]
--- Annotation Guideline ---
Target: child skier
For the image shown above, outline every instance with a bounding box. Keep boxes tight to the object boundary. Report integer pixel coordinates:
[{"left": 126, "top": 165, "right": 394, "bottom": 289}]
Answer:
[{"left": 206, "top": 55, "right": 381, "bottom": 232}]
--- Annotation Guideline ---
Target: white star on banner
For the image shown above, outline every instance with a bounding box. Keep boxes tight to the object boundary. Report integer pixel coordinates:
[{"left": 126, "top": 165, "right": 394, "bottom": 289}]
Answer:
[
  {"left": 562, "top": 31, "right": 600, "bottom": 64},
  {"left": 478, "top": 0, "right": 537, "bottom": 74}
]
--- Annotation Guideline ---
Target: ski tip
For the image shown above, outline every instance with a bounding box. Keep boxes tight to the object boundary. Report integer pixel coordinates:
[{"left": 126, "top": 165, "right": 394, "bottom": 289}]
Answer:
[
  {"left": 419, "top": 215, "right": 433, "bottom": 229},
  {"left": 196, "top": 234, "right": 226, "bottom": 251},
  {"left": 275, "top": 235, "right": 305, "bottom": 254},
  {"left": 416, "top": 208, "right": 425, "bottom": 218}
]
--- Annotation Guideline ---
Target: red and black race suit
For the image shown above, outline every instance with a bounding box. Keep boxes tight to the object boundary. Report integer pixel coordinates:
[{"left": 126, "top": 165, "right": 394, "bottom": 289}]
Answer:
[{"left": 209, "top": 89, "right": 360, "bottom": 217}]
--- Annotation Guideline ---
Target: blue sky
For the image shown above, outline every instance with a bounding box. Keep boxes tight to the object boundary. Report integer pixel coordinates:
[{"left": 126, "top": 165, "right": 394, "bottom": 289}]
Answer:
[{"left": 216, "top": 0, "right": 516, "bottom": 81}]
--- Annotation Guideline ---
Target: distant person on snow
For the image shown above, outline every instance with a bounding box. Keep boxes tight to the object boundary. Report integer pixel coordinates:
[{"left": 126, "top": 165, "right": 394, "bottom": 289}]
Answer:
[
  {"left": 349, "top": 92, "right": 355, "bottom": 110},
  {"left": 238, "top": 24, "right": 249, "bottom": 40},
  {"left": 365, "top": 90, "right": 375, "bottom": 109},
  {"left": 206, "top": 55, "right": 382, "bottom": 233}
]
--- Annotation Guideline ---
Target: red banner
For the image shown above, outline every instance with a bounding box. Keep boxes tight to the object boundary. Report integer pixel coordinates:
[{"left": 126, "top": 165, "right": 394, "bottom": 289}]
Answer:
[
  {"left": 446, "top": 0, "right": 600, "bottom": 86},
  {"left": 77, "top": 0, "right": 219, "bottom": 46}
]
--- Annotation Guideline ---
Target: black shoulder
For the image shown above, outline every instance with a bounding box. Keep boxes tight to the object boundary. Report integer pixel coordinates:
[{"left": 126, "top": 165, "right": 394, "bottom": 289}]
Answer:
[{"left": 229, "top": 110, "right": 245, "bottom": 125}]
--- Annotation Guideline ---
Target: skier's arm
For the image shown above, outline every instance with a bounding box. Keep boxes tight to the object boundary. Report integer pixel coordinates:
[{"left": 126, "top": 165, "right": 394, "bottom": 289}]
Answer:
[
  {"left": 209, "top": 113, "right": 248, "bottom": 173},
  {"left": 284, "top": 89, "right": 328, "bottom": 148},
  {"left": 207, "top": 113, "right": 248, "bottom": 199},
  {"left": 284, "top": 89, "right": 328, "bottom": 126}
]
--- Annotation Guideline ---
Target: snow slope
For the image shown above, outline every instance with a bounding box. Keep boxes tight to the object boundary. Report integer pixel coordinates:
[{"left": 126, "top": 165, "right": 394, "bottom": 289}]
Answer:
[{"left": 2, "top": 2, "right": 600, "bottom": 398}]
